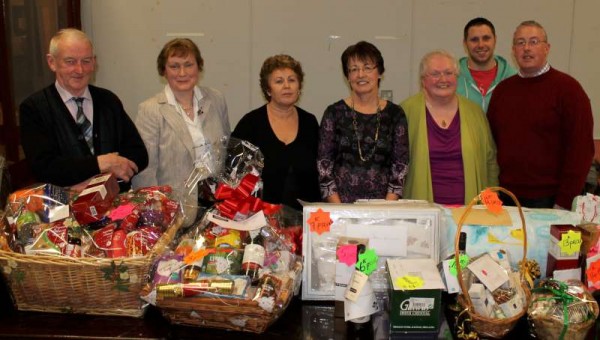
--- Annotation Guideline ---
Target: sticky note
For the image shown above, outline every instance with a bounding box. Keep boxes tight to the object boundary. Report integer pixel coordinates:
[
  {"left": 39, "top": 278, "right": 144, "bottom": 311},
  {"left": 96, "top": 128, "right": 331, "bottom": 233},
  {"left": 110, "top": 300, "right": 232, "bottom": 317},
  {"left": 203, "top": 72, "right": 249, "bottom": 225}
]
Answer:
[{"left": 307, "top": 209, "right": 332, "bottom": 235}]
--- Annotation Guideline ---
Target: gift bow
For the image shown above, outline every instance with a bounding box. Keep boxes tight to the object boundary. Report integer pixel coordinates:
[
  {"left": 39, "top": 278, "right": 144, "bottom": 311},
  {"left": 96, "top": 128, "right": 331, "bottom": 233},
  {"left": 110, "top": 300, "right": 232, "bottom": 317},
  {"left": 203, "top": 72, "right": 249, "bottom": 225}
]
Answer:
[
  {"left": 214, "top": 174, "right": 280, "bottom": 219},
  {"left": 519, "top": 259, "right": 540, "bottom": 289},
  {"left": 532, "top": 279, "right": 576, "bottom": 340}
]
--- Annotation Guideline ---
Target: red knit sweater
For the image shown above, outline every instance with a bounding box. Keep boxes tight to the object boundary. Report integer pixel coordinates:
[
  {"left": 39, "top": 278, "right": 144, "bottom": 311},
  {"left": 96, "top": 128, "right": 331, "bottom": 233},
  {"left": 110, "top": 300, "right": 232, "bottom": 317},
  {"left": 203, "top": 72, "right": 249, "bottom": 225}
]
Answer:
[{"left": 487, "top": 68, "right": 594, "bottom": 208}]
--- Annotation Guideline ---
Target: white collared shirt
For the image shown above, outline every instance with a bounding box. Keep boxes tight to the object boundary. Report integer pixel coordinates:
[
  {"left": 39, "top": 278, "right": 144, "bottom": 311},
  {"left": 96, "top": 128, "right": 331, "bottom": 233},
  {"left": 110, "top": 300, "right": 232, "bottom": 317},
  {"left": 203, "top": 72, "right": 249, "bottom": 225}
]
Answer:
[
  {"left": 55, "top": 81, "right": 93, "bottom": 123},
  {"left": 164, "top": 85, "right": 209, "bottom": 165},
  {"left": 518, "top": 63, "right": 550, "bottom": 78}
]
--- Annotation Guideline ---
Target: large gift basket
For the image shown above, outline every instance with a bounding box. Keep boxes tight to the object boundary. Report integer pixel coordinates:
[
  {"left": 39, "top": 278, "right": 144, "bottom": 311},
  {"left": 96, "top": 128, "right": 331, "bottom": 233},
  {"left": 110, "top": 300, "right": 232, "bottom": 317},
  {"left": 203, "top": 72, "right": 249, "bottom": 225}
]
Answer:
[
  {"left": 454, "top": 187, "right": 533, "bottom": 338},
  {"left": 0, "top": 176, "right": 183, "bottom": 317},
  {"left": 143, "top": 139, "right": 303, "bottom": 333}
]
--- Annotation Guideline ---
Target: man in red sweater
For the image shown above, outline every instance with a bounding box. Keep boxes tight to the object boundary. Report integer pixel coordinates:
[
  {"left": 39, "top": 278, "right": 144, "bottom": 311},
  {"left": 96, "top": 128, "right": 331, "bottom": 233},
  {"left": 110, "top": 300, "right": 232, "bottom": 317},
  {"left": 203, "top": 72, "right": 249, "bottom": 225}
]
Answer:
[{"left": 487, "top": 20, "right": 594, "bottom": 209}]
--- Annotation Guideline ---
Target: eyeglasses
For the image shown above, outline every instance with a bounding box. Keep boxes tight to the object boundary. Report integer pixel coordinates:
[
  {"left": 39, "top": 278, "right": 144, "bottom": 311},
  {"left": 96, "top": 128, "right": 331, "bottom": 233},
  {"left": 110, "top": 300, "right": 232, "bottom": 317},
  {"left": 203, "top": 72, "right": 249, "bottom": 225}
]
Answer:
[
  {"left": 513, "top": 38, "right": 547, "bottom": 48},
  {"left": 348, "top": 64, "right": 377, "bottom": 75},
  {"left": 426, "top": 71, "right": 457, "bottom": 80}
]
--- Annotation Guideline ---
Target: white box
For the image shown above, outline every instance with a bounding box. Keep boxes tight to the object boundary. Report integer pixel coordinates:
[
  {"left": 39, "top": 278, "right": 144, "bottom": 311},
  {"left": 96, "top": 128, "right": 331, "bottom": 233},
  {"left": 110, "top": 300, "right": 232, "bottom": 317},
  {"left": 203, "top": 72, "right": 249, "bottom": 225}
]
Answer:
[
  {"left": 302, "top": 201, "right": 441, "bottom": 300},
  {"left": 469, "top": 284, "right": 494, "bottom": 318}
]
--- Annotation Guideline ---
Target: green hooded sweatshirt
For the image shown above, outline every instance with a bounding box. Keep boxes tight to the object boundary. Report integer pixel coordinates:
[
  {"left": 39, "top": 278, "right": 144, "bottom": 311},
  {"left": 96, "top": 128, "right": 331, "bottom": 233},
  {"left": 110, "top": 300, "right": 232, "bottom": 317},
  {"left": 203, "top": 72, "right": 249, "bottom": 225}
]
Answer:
[{"left": 456, "top": 55, "right": 516, "bottom": 113}]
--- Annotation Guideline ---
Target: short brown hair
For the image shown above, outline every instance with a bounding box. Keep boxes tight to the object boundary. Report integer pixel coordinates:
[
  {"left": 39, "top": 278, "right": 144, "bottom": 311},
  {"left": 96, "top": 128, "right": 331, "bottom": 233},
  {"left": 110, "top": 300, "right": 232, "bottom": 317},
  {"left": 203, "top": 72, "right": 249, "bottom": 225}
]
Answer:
[
  {"left": 259, "top": 54, "right": 304, "bottom": 101},
  {"left": 341, "top": 41, "right": 385, "bottom": 79},
  {"left": 157, "top": 38, "right": 204, "bottom": 76}
]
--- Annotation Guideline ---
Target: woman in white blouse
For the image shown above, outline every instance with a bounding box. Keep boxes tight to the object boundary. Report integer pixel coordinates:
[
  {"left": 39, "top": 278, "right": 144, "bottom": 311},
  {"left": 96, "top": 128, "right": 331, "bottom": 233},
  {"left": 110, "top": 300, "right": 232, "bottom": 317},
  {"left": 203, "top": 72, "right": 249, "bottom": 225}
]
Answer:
[{"left": 133, "top": 38, "right": 230, "bottom": 221}]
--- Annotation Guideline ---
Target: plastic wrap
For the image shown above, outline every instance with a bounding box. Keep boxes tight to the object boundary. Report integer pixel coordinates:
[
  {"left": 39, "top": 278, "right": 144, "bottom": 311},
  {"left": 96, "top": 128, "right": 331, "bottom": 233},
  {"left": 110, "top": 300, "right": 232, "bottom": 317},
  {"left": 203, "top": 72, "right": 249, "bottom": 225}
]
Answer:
[
  {"left": 143, "top": 139, "right": 302, "bottom": 333},
  {"left": 302, "top": 201, "right": 441, "bottom": 300},
  {"left": 0, "top": 182, "right": 184, "bottom": 317},
  {"left": 2, "top": 183, "right": 180, "bottom": 258},
  {"left": 528, "top": 279, "right": 599, "bottom": 340},
  {"left": 440, "top": 206, "right": 582, "bottom": 279}
]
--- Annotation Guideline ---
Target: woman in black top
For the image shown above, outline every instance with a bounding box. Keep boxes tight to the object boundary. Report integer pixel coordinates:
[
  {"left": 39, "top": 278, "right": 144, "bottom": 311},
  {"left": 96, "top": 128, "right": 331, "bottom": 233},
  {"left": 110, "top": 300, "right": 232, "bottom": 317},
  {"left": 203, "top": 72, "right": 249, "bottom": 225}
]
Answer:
[{"left": 232, "top": 55, "right": 320, "bottom": 210}]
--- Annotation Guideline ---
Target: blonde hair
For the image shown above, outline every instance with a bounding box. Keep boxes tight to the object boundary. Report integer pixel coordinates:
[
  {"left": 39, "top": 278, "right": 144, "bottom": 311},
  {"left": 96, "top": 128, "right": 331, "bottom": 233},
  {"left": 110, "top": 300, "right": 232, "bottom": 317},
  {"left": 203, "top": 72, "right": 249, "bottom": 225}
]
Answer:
[{"left": 419, "top": 50, "right": 459, "bottom": 79}]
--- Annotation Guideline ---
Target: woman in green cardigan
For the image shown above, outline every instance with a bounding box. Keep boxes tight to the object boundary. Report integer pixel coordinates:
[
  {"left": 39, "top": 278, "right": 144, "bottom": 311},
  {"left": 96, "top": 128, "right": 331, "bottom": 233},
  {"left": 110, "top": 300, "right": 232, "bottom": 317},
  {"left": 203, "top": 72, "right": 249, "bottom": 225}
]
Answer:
[{"left": 400, "top": 50, "right": 498, "bottom": 205}]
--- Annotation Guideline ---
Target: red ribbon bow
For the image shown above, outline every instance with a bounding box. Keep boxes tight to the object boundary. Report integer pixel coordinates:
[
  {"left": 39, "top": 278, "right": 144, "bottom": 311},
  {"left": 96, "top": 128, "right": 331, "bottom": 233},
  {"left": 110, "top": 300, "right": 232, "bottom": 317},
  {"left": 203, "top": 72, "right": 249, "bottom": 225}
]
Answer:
[{"left": 214, "top": 174, "right": 281, "bottom": 219}]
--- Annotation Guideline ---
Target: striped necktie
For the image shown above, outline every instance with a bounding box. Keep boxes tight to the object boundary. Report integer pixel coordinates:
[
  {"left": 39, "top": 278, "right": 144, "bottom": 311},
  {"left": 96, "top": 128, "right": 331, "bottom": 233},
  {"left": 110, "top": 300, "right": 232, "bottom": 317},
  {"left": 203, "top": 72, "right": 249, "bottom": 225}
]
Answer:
[{"left": 73, "top": 97, "right": 94, "bottom": 154}]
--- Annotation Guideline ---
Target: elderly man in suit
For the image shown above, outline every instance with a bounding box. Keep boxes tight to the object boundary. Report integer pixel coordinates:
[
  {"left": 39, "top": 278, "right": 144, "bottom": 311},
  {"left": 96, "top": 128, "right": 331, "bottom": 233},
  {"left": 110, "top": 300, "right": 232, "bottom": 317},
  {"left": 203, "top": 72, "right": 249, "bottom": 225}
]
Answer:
[{"left": 19, "top": 28, "right": 148, "bottom": 191}]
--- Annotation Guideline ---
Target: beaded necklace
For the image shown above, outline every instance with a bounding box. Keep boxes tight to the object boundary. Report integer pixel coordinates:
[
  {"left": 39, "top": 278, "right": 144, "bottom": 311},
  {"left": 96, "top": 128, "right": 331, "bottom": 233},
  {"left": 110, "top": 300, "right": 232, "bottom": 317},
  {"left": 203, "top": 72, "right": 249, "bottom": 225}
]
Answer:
[{"left": 351, "top": 100, "right": 382, "bottom": 162}]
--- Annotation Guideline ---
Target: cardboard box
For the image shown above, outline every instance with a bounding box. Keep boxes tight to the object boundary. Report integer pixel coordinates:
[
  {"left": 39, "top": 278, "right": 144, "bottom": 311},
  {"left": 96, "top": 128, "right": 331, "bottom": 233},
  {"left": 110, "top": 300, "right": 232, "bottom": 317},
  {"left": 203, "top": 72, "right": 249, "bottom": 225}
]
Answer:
[
  {"left": 546, "top": 252, "right": 581, "bottom": 278},
  {"left": 71, "top": 174, "right": 119, "bottom": 225},
  {"left": 386, "top": 258, "right": 445, "bottom": 334},
  {"left": 579, "top": 223, "right": 600, "bottom": 256},
  {"left": 469, "top": 283, "right": 494, "bottom": 317},
  {"left": 548, "top": 224, "right": 581, "bottom": 260}
]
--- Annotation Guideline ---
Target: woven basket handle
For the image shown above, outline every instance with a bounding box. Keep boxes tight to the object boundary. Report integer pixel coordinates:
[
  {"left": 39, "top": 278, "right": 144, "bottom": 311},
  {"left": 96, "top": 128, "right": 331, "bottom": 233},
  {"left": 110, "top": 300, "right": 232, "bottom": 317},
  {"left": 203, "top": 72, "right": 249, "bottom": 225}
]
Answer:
[{"left": 454, "top": 187, "right": 528, "bottom": 311}]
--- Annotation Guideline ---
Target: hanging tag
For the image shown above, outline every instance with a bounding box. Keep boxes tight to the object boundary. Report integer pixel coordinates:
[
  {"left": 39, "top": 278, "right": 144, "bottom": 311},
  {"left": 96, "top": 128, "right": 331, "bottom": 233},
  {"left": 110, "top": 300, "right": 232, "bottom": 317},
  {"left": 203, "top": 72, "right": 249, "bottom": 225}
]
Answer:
[{"left": 480, "top": 188, "right": 503, "bottom": 214}]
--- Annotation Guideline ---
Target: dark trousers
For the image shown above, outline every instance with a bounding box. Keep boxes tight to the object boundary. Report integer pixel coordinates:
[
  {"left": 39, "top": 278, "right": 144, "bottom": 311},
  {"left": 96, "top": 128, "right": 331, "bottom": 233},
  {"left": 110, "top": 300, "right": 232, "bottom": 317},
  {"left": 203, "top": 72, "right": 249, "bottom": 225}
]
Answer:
[{"left": 498, "top": 191, "right": 555, "bottom": 209}]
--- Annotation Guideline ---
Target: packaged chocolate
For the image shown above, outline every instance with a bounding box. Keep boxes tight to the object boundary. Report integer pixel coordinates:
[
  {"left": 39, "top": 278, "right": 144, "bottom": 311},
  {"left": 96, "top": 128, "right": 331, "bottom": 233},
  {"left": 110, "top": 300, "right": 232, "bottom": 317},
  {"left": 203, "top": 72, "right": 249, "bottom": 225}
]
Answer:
[
  {"left": 153, "top": 253, "right": 184, "bottom": 285},
  {"left": 71, "top": 174, "right": 119, "bottom": 225},
  {"left": 201, "top": 247, "right": 243, "bottom": 275},
  {"left": 107, "top": 229, "right": 127, "bottom": 258}
]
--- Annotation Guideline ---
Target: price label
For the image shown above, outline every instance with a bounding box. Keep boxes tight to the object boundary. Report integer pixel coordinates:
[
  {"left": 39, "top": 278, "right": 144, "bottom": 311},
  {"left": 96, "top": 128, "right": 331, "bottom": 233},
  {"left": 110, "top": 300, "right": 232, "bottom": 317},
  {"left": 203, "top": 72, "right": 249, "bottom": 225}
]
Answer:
[
  {"left": 481, "top": 188, "right": 503, "bottom": 214},
  {"left": 337, "top": 244, "right": 357, "bottom": 266},
  {"left": 449, "top": 254, "right": 470, "bottom": 276},
  {"left": 396, "top": 275, "right": 424, "bottom": 290},
  {"left": 586, "top": 260, "right": 600, "bottom": 286},
  {"left": 355, "top": 248, "right": 378, "bottom": 276},
  {"left": 560, "top": 230, "right": 582, "bottom": 256},
  {"left": 307, "top": 209, "right": 332, "bottom": 235},
  {"left": 109, "top": 203, "right": 135, "bottom": 220},
  {"left": 184, "top": 248, "right": 214, "bottom": 265}
]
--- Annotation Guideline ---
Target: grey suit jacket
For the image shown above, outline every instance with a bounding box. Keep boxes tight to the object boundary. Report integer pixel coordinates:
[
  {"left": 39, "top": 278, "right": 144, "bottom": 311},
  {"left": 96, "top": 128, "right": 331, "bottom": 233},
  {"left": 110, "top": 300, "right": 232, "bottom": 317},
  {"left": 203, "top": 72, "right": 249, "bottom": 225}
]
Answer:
[{"left": 132, "top": 86, "right": 230, "bottom": 223}]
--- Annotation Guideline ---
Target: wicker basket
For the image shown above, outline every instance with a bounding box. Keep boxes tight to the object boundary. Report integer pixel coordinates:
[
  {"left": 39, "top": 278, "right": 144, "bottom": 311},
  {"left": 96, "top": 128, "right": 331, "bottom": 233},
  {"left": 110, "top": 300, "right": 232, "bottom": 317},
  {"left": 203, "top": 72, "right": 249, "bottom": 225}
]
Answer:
[
  {"left": 455, "top": 187, "right": 531, "bottom": 339},
  {"left": 0, "top": 215, "right": 182, "bottom": 317},
  {"left": 157, "top": 262, "right": 302, "bottom": 333}
]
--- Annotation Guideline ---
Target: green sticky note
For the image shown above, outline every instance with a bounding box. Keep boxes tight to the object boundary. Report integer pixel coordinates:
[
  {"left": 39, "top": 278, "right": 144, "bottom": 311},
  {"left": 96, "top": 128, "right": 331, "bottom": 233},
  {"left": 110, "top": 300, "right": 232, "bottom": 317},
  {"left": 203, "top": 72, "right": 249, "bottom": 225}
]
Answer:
[
  {"left": 449, "top": 254, "right": 470, "bottom": 276},
  {"left": 356, "top": 248, "right": 378, "bottom": 275}
]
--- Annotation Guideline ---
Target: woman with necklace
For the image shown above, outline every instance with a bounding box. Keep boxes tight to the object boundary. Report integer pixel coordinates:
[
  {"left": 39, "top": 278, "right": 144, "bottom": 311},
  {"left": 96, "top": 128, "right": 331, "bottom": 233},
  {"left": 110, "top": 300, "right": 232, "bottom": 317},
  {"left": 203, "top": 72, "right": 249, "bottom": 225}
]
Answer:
[
  {"left": 318, "top": 41, "right": 409, "bottom": 203},
  {"left": 232, "top": 55, "right": 320, "bottom": 210},
  {"left": 133, "top": 38, "right": 230, "bottom": 222},
  {"left": 401, "top": 50, "right": 498, "bottom": 205}
]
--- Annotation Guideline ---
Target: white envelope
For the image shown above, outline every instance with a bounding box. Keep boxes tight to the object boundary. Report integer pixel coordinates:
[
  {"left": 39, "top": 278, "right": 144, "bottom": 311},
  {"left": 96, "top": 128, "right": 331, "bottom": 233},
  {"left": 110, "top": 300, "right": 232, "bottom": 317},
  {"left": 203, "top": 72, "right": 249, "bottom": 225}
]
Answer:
[{"left": 346, "top": 224, "right": 408, "bottom": 257}]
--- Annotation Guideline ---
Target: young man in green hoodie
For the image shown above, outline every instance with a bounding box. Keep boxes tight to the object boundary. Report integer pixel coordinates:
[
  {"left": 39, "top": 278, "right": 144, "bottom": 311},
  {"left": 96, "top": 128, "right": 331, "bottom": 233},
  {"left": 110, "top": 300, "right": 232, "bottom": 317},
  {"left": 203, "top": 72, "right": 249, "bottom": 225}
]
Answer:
[{"left": 457, "top": 17, "right": 516, "bottom": 113}]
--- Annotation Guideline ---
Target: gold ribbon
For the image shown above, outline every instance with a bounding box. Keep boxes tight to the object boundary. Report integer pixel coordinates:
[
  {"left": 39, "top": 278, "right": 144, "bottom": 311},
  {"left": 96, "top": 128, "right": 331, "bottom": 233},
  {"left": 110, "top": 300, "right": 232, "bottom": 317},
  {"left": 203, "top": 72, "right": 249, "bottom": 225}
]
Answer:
[
  {"left": 519, "top": 259, "right": 540, "bottom": 289},
  {"left": 456, "top": 309, "right": 479, "bottom": 340}
]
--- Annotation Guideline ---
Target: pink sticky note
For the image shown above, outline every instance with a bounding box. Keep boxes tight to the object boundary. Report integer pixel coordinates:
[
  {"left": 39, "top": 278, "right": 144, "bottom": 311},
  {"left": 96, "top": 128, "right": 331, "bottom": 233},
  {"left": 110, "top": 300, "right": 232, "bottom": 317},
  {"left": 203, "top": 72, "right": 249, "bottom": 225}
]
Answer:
[
  {"left": 337, "top": 244, "right": 357, "bottom": 266},
  {"left": 109, "top": 203, "right": 136, "bottom": 220}
]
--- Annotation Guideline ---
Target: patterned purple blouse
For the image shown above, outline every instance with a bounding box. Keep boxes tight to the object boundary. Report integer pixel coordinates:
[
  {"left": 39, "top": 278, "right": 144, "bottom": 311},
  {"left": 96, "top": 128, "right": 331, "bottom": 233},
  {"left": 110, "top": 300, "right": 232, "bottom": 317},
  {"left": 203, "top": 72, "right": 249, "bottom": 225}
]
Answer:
[{"left": 317, "top": 99, "right": 409, "bottom": 203}]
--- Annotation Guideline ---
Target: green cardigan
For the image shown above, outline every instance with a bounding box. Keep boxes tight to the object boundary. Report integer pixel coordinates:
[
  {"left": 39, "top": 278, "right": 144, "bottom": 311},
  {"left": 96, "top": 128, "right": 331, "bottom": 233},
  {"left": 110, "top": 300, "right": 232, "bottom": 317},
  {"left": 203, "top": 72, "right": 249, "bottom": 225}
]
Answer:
[{"left": 400, "top": 93, "right": 499, "bottom": 204}]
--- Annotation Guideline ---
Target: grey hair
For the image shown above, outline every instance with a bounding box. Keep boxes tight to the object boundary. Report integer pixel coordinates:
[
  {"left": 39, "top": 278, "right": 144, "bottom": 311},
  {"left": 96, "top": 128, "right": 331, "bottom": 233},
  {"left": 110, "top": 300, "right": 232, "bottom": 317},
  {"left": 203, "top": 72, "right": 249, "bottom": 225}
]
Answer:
[
  {"left": 48, "top": 28, "right": 93, "bottom": 57},
  {"left": 514, "top": 20, "right": 548, "bottom": 42}
]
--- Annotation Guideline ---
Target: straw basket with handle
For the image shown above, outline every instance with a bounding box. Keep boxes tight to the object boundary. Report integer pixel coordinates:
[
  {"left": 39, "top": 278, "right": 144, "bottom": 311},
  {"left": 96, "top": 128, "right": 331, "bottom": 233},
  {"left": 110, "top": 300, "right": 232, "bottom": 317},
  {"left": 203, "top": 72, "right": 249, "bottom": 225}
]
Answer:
[{"left": 454, "top": 187, "right": 532, "bottom": 338}]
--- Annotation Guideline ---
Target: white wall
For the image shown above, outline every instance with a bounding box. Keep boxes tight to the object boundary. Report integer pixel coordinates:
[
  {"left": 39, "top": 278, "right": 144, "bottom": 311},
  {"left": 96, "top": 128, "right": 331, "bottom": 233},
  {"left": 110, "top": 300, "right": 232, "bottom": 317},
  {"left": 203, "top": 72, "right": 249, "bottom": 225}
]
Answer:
[{"left": 81, "top": 0, "right": 600, "bottom": 138}]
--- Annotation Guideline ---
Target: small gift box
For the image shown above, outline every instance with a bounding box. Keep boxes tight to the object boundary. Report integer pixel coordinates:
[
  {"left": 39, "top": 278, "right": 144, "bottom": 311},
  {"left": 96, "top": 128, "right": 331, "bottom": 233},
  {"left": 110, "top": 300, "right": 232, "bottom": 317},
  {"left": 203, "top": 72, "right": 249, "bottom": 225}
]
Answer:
[{"left": 71, "top": 173, "right": 119, "bottom": 225}]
